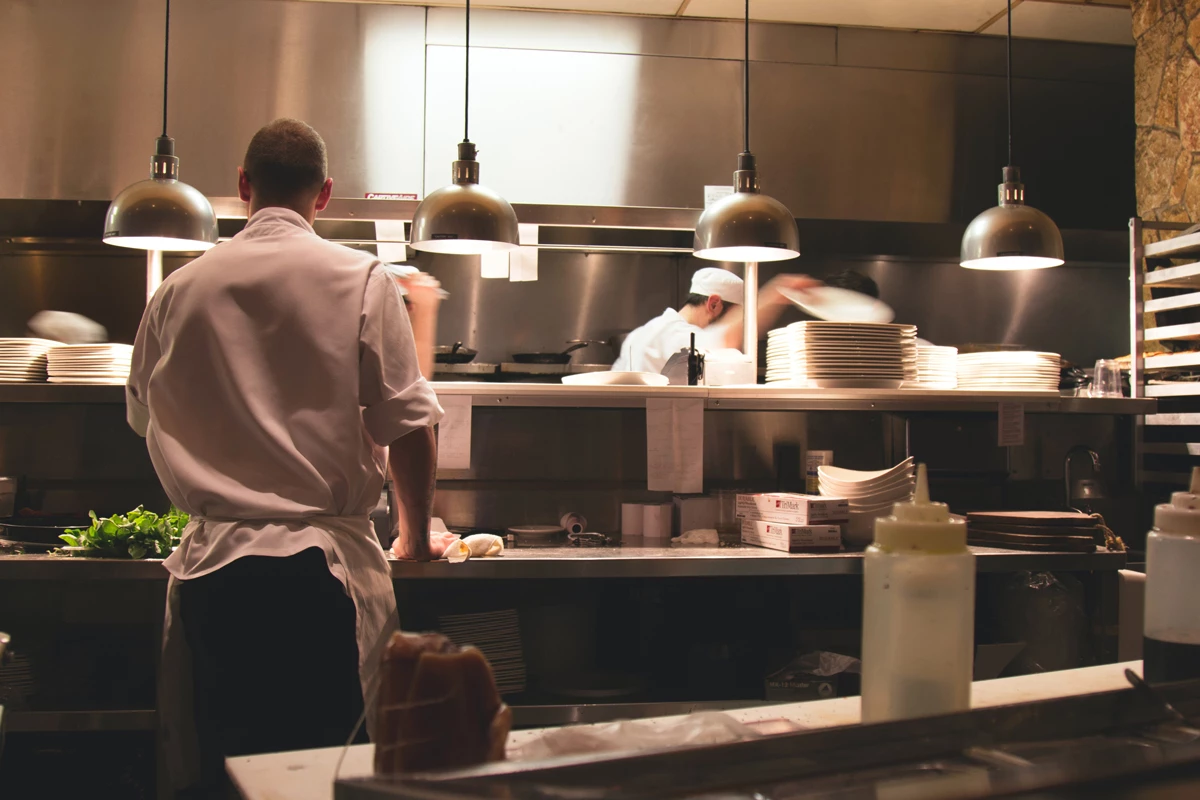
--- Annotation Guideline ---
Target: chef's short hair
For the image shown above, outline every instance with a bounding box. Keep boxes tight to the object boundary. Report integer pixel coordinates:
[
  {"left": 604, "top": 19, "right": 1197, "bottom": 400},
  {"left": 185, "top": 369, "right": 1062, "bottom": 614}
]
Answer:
[{"left": 242, "top": 119, "right": 328, "bottom": 206}]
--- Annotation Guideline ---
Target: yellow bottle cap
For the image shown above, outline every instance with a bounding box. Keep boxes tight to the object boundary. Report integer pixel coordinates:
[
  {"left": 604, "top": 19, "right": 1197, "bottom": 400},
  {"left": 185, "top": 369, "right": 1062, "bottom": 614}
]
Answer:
[{"left": 873, "top": 464, "right": 966, "bottom": 552}]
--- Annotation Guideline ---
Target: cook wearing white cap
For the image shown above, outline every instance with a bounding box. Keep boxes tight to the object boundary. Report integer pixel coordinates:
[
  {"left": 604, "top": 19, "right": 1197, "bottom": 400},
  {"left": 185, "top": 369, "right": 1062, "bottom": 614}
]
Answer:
[{"left": 613, "top": 267, "right": 817, "bottom": 375}]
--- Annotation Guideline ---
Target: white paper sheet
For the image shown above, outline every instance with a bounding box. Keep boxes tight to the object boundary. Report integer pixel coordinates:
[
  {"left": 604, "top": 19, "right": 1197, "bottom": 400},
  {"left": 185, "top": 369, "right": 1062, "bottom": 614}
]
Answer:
[
  {"left": 704, "top": 185, "right": 734, "bottom": 209},
  {"left": 510, "top": 224, "right": 539, "bottom": 282},
  {"left": 374, "top": 220, "right": 409, "bottom": 264},
  {"left": 646, "top": 398, "right": 704, "bottom": 493},
  {"left": 480, "top": 252, "right": 510, "bottom": 279},
  {"left": 998, "top": 402, "right": 1025, "bottom": 447},
  {"left": 437, "top": 395, "right": 473, "bottom": 470}
]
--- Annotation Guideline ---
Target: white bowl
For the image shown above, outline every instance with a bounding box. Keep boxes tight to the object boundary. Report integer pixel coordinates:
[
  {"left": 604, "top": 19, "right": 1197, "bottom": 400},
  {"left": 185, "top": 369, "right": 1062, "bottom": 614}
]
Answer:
[
  {"left": 819, "top": 472, "right": 915, "bottom": 498},
  {"left": 836, "top": 484, "right": 915, "bottom": 507},
  {"left": 842, "top": 510, "right": 893, "bottom": 547},
  {"left": 817, "top": 459, "right": 915, "bottom": 486}
]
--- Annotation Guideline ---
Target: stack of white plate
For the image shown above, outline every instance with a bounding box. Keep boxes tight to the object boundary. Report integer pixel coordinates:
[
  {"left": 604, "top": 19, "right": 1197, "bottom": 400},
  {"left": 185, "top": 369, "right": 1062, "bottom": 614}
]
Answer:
[
  {"left": 46, "top": 344, "right": 134, "bottom": 385},
  {"left": 956, "top": 351, "right": 1061, "bottom": 391},
  {"left": 911, "top": 345, "right": 958, "bottom": 389},
  {"left": 766, "top": 322, "right": 918, "bottom": 389},
  {"left": 438, "top": 608, "right": 526, "bottom": 695},
  {"left": 817, "top": 459, "right": 916, "bottom": 547},
  {"left": 0, "top": 338, "right": 56, "bottom": 383}
]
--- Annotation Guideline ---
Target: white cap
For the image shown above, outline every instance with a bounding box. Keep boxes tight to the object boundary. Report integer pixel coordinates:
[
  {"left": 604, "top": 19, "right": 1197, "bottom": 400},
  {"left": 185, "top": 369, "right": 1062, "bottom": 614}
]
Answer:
[
  {"left": 689, "top": 268, "right": 744, "bottom": 305},
  {"left": 873, "top": 464, "right": 967, "bottom": 552},
  {"left": 1154, "top": 467, "right": 1200, "bottom": 535}
]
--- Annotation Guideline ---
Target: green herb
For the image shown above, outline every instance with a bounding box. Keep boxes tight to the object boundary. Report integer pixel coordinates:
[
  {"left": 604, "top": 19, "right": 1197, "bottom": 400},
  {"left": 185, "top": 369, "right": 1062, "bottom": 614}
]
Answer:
[{"left": 60, "top": 506, "right": 189, "bottom": 559}]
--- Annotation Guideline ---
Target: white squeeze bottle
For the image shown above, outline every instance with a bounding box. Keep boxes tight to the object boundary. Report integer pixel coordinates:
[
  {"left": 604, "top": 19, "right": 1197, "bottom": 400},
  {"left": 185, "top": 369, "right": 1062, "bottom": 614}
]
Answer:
[
  {"left": 861, "top": 464, "right": 974, "bottom": 723},
  {"left": 1143, "top": 467, "right": 1200, "bottom": 684}
]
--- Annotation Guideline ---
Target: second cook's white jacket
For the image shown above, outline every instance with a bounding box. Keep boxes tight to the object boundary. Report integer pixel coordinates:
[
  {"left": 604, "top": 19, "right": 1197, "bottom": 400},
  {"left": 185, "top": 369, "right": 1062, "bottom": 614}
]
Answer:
[{"left": 612, "top": 308, "right": 725, "bottom": 375}]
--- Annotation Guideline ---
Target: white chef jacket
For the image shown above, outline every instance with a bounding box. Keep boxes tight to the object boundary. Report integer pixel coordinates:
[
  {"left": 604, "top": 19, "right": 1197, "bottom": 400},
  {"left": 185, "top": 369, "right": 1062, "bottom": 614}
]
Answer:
[
  {"left": 126, "top": 207, "right": 442, "bottom": 784},
  {"left": 612, "top": 307, "right": 725, "bottom": 374}
]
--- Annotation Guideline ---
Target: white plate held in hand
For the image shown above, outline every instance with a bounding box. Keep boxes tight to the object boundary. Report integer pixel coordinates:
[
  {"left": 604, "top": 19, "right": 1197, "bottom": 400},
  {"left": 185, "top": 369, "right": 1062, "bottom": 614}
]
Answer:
[{"left": 780, "top": 287, "right": 896, "bottom": 323}]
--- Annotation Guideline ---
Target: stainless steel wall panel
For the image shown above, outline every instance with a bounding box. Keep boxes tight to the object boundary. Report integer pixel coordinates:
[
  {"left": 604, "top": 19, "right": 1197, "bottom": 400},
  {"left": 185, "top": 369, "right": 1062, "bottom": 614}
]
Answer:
[
  {"left": 836, "top": 27, "right": 1135, "bottom": 84},
  {"left": 422, "top": 251, "right": 680, "bottom": 362},
  {"left": 0, "top": 2, "right": 1132, "bottom": 225},
  {"left": 423, "top": 43, "right": 735, "bottom": 208},
  {"left": 757, "top": 259, "right": 1130, "bottom": 368},
  {"left": 0, "top": 0, "right": 426, "bottom": 201},
  {"left": 425, "top": 8, "right": 837, "bottom": 64}
]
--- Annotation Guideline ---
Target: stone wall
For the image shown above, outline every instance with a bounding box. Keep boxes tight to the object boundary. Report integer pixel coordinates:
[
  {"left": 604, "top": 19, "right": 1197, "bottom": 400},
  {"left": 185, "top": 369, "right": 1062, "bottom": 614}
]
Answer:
[{"left": 1134, "top": 0, "right": 1200, "bottom": 227}]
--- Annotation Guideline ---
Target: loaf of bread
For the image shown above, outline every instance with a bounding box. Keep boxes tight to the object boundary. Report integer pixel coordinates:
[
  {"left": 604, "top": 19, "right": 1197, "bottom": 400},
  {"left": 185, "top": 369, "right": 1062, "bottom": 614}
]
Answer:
[{"left": 373, "top": 632, "right": 512, "bottom": 776}]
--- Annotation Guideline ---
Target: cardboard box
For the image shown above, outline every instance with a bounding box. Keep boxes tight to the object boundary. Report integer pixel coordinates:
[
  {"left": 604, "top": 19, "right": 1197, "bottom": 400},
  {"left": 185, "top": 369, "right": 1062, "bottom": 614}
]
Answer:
[
  {"left": 741, "top": 519, "right": 842, "bottom": 553},
  {"left": 736, "top": 492, "right": 849, "bottom": 525}
]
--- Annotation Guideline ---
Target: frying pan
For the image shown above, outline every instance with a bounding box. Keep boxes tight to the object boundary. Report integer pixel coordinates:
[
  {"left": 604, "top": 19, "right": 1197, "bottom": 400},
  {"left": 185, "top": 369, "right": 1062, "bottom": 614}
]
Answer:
[
  {"left": 0, "top": 515, "right": 90, "bottom": 552},
  {"left": 435, "top": 342, "right": 478, "bottom": 364},
  {"left": 512, "top": 340, "right": 602, "bottom": 365}
]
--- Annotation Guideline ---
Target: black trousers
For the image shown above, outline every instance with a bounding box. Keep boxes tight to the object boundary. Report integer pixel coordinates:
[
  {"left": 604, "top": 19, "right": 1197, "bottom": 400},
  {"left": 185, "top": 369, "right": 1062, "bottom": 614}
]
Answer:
[{"left": 178, "top": 547, "right": 367, "bottom": 797}]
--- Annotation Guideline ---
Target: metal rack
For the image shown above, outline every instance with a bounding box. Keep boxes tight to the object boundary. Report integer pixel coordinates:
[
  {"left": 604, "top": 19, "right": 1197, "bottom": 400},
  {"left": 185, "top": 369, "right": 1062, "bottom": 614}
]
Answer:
[{"left": 1130, "top": 217, "right": 1200, "bottom": 490}]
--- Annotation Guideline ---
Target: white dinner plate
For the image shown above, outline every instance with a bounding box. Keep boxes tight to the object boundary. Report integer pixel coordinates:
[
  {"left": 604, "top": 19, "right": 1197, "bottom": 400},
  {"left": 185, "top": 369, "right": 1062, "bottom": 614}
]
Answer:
[
  {"left": 780, "top": 286, "right": 896, "bottom": 324},
  {"left": 560, "top": 371, "right": 669, "bottom": 387},
  {"left": 809, "top": 378, "right": 904, "bottom": 389}
]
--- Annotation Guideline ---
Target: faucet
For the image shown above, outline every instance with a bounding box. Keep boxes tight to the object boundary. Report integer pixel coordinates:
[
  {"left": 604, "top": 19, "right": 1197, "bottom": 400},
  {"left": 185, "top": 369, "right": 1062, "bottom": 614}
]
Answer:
[{"left": 1064, "top": 446, "right": 1105, "bottom": 512}]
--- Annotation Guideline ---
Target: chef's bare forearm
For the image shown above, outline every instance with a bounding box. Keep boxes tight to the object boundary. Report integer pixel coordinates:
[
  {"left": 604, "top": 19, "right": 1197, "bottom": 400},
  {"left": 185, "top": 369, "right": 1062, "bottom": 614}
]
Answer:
[
  {"left": 718, "top": 295, "right": 786, "bottom": 350},
  {"left": 388, "top": 425, "right": 438, "bottom": 559},
  {"left": 408, "top": 303, "right": 439, "bottom": 381}
]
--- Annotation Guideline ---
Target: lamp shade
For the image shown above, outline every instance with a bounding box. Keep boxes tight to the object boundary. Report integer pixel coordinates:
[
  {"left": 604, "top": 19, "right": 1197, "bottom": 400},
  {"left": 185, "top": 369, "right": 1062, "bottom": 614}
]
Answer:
[
  {"left": 103, "top": 137, "right": 218, "bottom": 252},
  {"left": 960, "top": 167, "right": 1063, "bottom": 271},
  {"left": 693, "top": 153, "right": 799, "bottom": 263},
  {"left": 410, "top": 142, "right": 519, "bottom": 255}
]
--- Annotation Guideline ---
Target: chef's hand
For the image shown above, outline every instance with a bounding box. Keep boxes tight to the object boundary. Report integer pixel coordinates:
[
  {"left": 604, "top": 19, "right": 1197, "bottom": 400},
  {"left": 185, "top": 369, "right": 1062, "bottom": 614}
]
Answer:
[
  {"left": 392, "top": 524, "right": 459, "bottom": 562},
  {"left": 394, "top": 272, "right": 444, "bottom": 315},
  {"left": 761, "top": 274, "right": 821, "bottom": 307}
]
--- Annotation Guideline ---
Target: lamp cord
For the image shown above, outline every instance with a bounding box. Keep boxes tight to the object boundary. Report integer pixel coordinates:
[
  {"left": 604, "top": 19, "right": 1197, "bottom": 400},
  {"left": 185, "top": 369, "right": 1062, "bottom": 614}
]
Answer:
[
  {"left": 464, "top": 0, "right": 470, "bottom": 143},
  {"left": 743, "top": 0, "right": 750, "bottom": 154},
  {"left": 1006, "top": 0, "right": 1012, "bottom": 168},
  {"left": 162, "top": 0, "right": 170, "bottom": 137}
]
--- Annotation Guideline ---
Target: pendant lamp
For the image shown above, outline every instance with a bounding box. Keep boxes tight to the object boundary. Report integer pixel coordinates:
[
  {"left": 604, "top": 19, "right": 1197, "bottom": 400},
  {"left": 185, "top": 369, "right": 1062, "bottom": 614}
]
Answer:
[
  {"left": 694, "top": 0, "right": 798, "bottom": 263},
  {"left": 410, "top": 0, "right": 518, "bottom": 255},
  {"left": 104, "top": 0, "right": 217, "bottom": 252},
  {"left": 960, "top": 0, "right": 1063, "bottom": 271}
]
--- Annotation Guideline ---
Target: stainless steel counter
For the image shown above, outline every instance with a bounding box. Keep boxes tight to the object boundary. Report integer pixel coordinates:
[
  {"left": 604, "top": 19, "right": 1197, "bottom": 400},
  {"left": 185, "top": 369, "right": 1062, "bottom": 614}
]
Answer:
[
  {"left": 0, "top": 383, "right": 1157, "bottom": 414},
  {"left": 0, "top": 545, "right": 1126, "bottom": 581}
]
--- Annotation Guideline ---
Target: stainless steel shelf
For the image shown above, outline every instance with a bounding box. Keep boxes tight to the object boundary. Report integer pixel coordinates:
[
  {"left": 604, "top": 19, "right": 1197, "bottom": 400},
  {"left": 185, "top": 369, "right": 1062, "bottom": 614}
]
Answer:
[
  {"left": 1146, "top": 382, "right": 1200, "bottom": 397},
  {"left": 1145, "top": 321, "right": 1200, "bottom": 342},
  {"left": 1143, "top": 470, "right": 1192, "bottom": 485},
  {"left": 6, "top": 709, "right": 157, "bottom": 733},
  {"left": 1145, "top": 291, "right": 1200, "bottom": 313},
  {"left": 210, "top": 197, "right": 702, "bottom": 231},
  {"left": 1141, "top": 442, "right": 1200, "bottom": 455},
  {"left": 0, "top": 383, "right": 1157, "bottom": 415},
  {"left": 1145, "top": 413, "right": 1200, "bottom": 425},
  {"left": 0, "top": 547, "right": 1127, "bottom": 581},
  {"left": 1145, "top": 351, "right": 1200, "bottom": 370},
  {"left": 1145, "top": 232, "right": 1200, "bottom": 259}
]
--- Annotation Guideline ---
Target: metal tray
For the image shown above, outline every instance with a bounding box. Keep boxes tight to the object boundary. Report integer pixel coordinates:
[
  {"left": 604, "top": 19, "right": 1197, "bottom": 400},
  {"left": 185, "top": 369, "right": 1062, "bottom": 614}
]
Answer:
[{"left": 336, "top": 679, "right": 1200, "bottom": 800}]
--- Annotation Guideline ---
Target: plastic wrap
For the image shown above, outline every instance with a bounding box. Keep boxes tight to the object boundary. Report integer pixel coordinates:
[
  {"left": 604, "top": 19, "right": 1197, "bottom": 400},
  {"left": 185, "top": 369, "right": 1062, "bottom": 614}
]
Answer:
[
  {"left": 990, "top": 571, "right": 1090, "bottom": 674},
  {"left": 509, "top": 711, "right": 761, "bottom": 761}
]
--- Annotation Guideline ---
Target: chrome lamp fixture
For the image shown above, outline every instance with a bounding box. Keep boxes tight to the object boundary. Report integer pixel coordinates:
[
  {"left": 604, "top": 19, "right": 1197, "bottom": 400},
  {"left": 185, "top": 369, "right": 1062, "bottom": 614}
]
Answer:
[
  {"left": 693, "top": 0, "right": 798, "bottom": 263},
  {"left": 104, "top": 0, "right": 217, "bottom": 252},
  {"left": 960, "top": 0, "right": 1063, "bottom": 271},
  {"left": 410, "top": 0, "right": 518, "bottom": 255}
]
